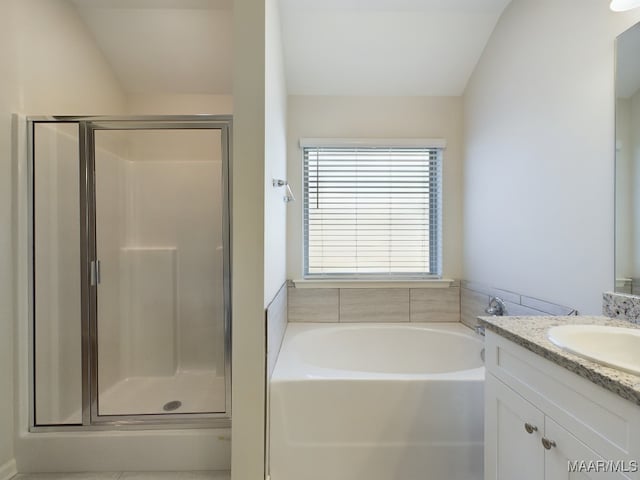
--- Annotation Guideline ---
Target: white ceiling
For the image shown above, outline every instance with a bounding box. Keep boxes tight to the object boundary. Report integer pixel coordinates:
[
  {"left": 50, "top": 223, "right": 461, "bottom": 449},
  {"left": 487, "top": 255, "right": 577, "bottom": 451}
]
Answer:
[
  {"left": 71, "top": 0, "right": 510, "bottom": 97},
  {"left": 280, "top": 0, "right": 512, "bottom": 96},
  {"left": 71, "top": 0, "right": 233, "bottom": 95}
]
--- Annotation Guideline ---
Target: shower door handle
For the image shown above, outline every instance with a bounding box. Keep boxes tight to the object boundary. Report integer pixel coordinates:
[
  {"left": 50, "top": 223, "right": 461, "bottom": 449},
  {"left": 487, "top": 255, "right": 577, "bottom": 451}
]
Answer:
[{"left": 90, "top": 260, "right": 101, "bottom": 286}]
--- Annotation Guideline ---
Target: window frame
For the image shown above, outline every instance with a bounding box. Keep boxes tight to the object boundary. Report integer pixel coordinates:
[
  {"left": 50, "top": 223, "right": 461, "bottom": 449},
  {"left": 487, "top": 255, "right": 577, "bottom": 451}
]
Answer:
[{"left": 301, "top": 138, "right": 444, "bottom": 280}]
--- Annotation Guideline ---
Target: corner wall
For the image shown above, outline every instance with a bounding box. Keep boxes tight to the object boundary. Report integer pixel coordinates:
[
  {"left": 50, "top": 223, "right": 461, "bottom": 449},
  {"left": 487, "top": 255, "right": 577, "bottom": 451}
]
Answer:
[{"left": 463, "top": 0, "right": 640, "bottom": 314}]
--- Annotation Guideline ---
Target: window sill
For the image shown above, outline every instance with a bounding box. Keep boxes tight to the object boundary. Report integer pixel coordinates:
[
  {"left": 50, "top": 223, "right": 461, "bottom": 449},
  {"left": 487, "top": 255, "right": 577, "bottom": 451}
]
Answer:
[{"left": 290, "top": 278, "right": 458, "bottom": 289}]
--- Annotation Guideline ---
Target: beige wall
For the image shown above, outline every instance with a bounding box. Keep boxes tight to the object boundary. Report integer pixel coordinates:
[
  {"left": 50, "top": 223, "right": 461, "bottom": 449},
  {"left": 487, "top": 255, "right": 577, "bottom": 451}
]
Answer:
[
  {"left": 286, "top": 95, "right": 464, "bottom": 280},
  {"left": 126, "top": 93, "right": 233, "bottom": 115},
  {"left": 1, "top": 0, "right": 126, "bottom": 472},
  {"left": 463, "top": 0, "right": 640, "bottom": 314},
  {"left": 231, "top": 0, "right": 267, "bottom": 478},
  {"left": 5, "top": 1, "right": 127, "bottom": 115}
]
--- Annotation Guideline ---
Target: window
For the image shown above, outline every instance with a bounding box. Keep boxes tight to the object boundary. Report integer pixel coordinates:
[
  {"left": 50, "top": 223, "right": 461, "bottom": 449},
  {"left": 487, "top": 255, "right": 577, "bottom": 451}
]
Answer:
[{"left": 302, "top": 139, "right": 444, "bottom": 278}]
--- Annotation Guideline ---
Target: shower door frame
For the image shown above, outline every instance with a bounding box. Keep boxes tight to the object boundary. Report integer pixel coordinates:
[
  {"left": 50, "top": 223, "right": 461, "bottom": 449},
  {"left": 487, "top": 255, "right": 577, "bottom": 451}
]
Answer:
[{"left": 28, "top": 116, "right": 232, "bottom": 431}]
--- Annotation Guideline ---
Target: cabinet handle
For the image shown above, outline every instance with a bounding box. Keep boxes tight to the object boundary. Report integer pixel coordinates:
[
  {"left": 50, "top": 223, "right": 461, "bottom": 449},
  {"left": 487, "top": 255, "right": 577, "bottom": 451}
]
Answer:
[
  {"left": 541, "top": 437, "right": 556, "bottom": 450},
  {"left": 524, "top": 423, "right": 538, "bottom": 434}
]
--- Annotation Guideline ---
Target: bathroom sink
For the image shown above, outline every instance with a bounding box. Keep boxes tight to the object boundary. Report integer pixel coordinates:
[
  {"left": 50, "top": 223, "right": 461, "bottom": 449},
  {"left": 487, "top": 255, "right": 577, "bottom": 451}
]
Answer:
[{"left": 547, "top": 325, "right": 640, "bottom": 375}]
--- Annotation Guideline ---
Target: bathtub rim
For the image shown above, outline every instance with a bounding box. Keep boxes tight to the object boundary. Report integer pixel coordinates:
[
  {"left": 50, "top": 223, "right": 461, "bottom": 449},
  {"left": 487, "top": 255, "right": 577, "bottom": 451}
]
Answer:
[{"left": 272, "top": 322, "right": 485, "bottom": 382}]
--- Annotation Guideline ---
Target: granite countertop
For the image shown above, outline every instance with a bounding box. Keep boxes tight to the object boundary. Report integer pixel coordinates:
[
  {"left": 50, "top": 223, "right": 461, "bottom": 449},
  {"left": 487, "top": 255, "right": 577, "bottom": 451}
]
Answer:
[{"left": 478, "top": 315, "right": 640, "bottom": 406}]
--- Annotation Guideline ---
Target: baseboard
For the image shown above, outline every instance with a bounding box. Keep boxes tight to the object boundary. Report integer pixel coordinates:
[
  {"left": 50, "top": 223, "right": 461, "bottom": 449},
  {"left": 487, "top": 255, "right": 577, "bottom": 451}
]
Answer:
[
  {"left": 16, "top": 429, "right": 231, "bottom": 472},
  {"left": 0, "top": 458, "right": 17, "bottom": 480}
]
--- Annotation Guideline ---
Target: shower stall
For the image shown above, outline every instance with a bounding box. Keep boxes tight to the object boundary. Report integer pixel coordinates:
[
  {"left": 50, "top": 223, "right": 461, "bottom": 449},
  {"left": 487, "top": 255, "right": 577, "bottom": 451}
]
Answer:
[{"left": 28, "top": 116, "right": 231, "bottom": 429}]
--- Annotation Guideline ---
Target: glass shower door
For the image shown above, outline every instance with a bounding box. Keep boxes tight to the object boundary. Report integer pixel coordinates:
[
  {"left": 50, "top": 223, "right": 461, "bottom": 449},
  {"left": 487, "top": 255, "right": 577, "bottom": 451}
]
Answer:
[
  {"left": 91, "top": 124, "right": 229, "bottom": 420},
  {"left": 32, "top": 121, "right": 83, "bottom": 426}
]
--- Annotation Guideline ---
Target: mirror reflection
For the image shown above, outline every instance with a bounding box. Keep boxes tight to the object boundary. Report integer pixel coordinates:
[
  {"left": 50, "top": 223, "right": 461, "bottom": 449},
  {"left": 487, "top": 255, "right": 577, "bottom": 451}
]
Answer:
[{"left": 615, "top": 22, "right": 640, "bottom": 294}]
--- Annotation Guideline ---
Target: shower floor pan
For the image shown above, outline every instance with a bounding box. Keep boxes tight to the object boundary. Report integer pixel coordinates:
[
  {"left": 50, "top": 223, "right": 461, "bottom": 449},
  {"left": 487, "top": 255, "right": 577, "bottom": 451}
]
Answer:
[{"left": 97, "top": 370, "right": 226, "bottom": 416}]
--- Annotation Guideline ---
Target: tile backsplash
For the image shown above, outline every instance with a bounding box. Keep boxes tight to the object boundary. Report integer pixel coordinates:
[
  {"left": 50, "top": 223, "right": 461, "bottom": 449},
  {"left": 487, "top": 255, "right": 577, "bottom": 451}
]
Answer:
[
  {"left": 460, "top": 281, "right": 577, "bottom": 329},
  {"left": 340, "top": 288, "right": 410, "bottom": 322},
  {"left": 288, "top": 288, "right": 339, "bottom": 322},
  {"left": 287, "top": 280, "right": 576, "bottom": 328},
  {"left": 266, "top": 283, "right": 288, "bottom": 379},
  {"left": 265, "top": 282, "right": 287, "bottom": 479},
  {"left": 410, "top": 287, "right": 461, "bottom": 322},
  {"left": 288, "top": 282, "right": 461, "bottom": 323}
]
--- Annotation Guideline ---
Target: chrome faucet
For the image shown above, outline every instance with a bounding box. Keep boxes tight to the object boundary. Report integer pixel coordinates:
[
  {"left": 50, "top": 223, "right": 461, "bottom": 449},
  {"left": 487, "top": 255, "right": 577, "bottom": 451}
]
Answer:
[{"left": 485, "top": 296, "right": 506, "bottom": 316}]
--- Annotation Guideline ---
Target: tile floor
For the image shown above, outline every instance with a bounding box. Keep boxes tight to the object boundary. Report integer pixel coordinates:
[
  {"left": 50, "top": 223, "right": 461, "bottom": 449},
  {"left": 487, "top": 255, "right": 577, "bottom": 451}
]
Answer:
[{"left": 12, "top": 472, "right": 230, "bottom": 480}]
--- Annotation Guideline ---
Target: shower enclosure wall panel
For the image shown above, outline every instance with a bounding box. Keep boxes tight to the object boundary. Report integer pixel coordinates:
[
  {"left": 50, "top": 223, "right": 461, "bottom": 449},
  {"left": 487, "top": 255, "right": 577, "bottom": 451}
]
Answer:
[
  {"left": 33, "top": 123, "right": 83, "bottom": 425},
  {"left": 119, "top": 247, "right": 179, "bottom": 377},
  {"left": 126, "top": 158, "right": 223, "bottom": 373}
]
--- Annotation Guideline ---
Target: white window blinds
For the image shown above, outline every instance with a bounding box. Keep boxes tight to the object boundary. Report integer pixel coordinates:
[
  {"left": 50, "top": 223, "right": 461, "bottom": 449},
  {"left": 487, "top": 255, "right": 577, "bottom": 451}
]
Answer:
[{"left": 303, "top": 143, "right": 443, "bottom": 278}]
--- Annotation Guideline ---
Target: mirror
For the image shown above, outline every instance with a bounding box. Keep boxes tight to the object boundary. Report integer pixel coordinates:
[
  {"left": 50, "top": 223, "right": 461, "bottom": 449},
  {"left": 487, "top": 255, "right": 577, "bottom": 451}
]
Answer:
[{"left": 615, "top": 22, "right": 640, "bottom": 294}]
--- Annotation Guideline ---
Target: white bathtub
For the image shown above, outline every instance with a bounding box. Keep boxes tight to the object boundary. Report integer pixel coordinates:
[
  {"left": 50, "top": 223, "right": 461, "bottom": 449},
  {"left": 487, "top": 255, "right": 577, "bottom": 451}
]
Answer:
[{"left": 269, "top": 323, "right": 485, "bottom": 480}]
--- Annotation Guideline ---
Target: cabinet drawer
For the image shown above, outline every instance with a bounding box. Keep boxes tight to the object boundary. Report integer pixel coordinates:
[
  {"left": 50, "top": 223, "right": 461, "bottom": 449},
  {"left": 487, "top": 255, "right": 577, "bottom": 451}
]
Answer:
[{"left": 545, "top": 417, "right": 632, "bottom": 479}]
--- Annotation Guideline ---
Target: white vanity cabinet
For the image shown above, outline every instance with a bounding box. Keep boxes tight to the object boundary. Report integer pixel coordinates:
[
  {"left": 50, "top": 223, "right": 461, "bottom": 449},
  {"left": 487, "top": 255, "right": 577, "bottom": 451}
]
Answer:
[
  {"left": 486, "top": 374, "right": 545, "bottom": 480},
  {"left": 484, "top": 330, "right": 640, "bottom": 480}
]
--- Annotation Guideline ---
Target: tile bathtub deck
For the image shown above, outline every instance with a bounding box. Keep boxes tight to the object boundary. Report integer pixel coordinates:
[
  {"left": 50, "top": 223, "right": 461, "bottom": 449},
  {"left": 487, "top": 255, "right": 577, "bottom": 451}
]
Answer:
[{"left": 12, "top": 472, "right": 230, "bottom": 480}]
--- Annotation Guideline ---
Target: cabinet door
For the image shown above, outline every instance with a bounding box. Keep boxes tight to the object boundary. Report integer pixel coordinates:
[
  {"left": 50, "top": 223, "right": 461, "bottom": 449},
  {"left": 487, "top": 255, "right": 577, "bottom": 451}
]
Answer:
[
  {"left": 486, "top": 373, "right": 545, "bottom": 480},
  {"left": 544, "top": 417, "right": 630, "bottom": 480}
]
